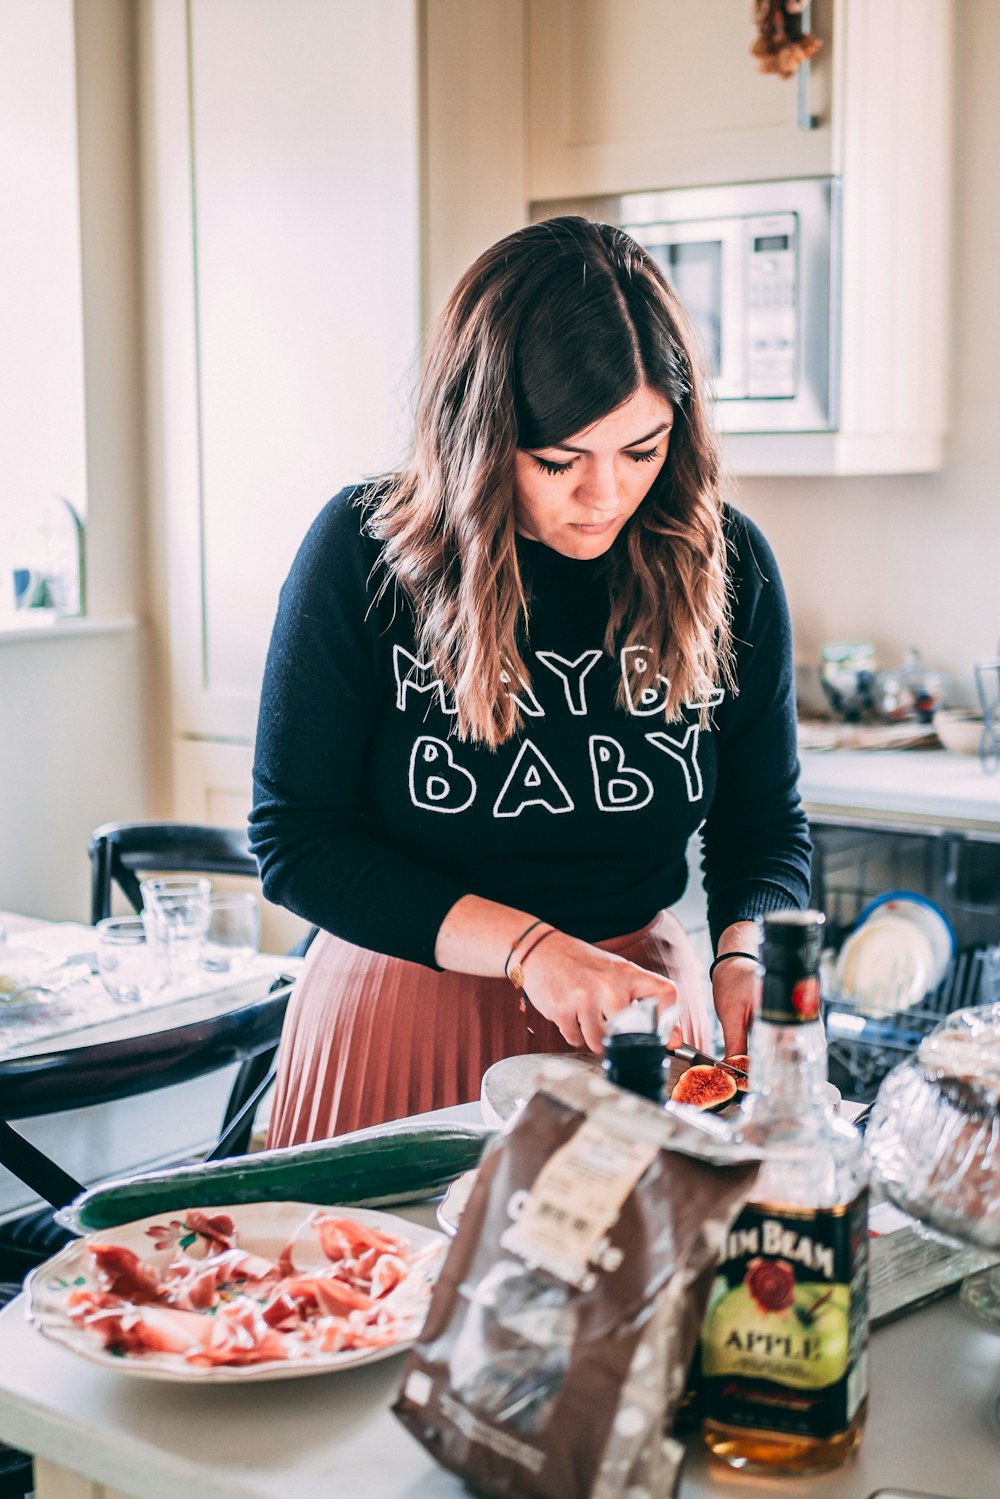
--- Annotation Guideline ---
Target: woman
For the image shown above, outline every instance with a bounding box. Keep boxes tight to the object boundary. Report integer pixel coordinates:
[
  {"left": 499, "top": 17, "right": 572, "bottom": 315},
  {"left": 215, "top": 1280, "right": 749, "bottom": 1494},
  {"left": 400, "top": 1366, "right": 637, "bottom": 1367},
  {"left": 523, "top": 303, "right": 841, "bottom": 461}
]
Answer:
[{"left": 250, "top": 216, "right": 811, "bottom": 1145}]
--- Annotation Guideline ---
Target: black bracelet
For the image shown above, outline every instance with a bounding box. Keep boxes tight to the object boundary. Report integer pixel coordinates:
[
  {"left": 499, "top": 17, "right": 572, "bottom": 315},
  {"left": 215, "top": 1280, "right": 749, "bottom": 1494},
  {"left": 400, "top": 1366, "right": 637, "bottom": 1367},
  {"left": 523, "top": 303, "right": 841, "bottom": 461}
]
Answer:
[
  {"left": 504, "top": 918, "right": 546, "bottom": 981},
  {"left": 709, "top": 950, "right": 761, "bottom": 979}
]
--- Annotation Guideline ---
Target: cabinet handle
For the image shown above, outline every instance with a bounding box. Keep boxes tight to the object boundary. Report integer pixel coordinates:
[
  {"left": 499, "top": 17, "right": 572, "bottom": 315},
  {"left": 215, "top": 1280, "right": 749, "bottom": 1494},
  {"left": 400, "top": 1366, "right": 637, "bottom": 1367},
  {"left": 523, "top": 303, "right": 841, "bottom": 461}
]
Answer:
[{"left": 797, "top": 2, "right": 817, "bottom": 131}]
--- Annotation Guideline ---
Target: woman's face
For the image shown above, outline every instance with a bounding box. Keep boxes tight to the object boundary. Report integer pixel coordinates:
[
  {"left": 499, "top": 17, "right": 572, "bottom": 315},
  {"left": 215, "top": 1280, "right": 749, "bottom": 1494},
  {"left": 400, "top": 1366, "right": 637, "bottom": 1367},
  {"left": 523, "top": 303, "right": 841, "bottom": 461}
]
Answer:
[{"left": 513, "top": 385, "right": 674, "bottom": 560}]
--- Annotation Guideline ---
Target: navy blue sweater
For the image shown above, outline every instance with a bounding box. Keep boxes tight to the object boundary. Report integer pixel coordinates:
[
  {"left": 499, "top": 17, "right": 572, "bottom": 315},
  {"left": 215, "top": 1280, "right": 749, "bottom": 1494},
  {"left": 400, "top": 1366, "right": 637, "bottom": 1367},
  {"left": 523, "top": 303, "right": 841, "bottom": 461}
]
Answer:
[{"left": 250, "top": 488, "right": 811, "bottom": 967}]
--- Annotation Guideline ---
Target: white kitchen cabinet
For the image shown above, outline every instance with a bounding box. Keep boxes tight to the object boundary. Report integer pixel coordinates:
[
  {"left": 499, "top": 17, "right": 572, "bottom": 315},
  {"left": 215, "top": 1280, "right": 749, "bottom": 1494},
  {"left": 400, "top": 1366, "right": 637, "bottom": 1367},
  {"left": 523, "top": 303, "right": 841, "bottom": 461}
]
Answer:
[
  {"left": 140, "top": 0, "right": 421, "bottom": 800},
  {"left": 527, "top": 0, "right": 835, "bottom": 200},
  {"left": 428, "top": 0, "right": 955, "bottom": 477}
]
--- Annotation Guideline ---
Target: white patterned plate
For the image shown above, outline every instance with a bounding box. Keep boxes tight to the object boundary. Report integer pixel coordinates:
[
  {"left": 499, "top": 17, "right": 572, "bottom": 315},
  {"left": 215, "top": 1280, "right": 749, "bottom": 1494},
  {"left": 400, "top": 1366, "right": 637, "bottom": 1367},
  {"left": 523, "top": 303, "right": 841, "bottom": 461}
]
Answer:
[{"left": 26, "top": 1201, "right": 445, "bottom": 1383}]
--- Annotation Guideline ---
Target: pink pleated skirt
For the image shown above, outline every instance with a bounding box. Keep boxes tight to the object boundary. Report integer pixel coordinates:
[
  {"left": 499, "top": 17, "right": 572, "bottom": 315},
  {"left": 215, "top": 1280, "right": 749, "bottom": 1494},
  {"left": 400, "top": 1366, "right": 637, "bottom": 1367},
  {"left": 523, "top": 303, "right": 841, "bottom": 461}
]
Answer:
[{"left": 265, "top": 910, "right": 711, "bottom": 1147}]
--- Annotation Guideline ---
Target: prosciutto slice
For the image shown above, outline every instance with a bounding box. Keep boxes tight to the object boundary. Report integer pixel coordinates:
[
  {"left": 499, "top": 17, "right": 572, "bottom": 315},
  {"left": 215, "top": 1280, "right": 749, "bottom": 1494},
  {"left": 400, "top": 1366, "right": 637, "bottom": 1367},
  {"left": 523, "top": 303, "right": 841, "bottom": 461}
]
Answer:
[{"left": 63, "top": 1211, "right": 442, "bottom": 1369}]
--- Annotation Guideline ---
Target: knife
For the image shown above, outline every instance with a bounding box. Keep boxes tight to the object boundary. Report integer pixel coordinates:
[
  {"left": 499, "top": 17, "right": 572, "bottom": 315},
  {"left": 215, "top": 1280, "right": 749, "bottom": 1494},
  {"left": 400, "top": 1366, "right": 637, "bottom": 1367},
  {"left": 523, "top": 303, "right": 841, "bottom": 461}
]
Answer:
[
  {"left": 608, "top": 999, "right": 749, "bottom": 1080},
  {"left": 664, "top": 1043, "right": 748, "bottom": 1080}
]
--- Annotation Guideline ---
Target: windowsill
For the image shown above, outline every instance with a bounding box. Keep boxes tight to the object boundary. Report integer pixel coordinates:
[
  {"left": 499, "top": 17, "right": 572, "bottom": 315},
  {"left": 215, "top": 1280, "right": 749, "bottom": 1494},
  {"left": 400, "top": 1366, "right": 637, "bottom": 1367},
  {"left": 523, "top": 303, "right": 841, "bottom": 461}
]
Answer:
[{"left": 0, "top": 613, "right": 137, "bottom": 644}]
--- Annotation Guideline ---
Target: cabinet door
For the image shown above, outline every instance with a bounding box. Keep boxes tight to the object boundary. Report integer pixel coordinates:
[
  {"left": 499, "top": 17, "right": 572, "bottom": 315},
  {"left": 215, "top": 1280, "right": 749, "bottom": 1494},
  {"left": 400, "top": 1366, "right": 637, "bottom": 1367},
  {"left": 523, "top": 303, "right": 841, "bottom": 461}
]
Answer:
[
  {"left": 143, "top": 0, "right": 420, "bottom": 748},
  {"left": 528, "top": 0, "right": 833, "bottom": 201}
]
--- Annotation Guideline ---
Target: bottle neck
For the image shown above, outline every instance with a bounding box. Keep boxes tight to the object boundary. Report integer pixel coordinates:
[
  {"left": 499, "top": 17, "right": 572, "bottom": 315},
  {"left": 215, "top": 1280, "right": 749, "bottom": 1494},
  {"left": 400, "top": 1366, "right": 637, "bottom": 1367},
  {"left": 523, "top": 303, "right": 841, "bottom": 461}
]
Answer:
[{"left": 747, "top": 1017, "right": 830, "bottom": 1117}]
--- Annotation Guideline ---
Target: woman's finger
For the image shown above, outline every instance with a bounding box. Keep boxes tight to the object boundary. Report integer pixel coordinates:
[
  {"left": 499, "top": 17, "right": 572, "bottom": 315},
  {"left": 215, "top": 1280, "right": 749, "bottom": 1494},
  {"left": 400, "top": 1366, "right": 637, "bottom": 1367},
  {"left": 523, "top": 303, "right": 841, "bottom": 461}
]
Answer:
[
  {"left": 579, "top": 1007, "right": 608, "bottom": 1055},
  {"left": 553, "top": 1009, "right": 586, "bottom": 1050}
]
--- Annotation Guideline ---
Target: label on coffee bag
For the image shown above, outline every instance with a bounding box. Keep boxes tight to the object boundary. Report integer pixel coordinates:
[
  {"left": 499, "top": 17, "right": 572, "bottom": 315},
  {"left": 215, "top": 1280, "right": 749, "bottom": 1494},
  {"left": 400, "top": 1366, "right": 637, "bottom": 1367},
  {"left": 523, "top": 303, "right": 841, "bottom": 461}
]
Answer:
[
  {"left": 499, "top": 1100, "right": 662, "bottom": 1289},
  {"left": 701, "top": 1192, "right": 869, "bottom": 1439}
]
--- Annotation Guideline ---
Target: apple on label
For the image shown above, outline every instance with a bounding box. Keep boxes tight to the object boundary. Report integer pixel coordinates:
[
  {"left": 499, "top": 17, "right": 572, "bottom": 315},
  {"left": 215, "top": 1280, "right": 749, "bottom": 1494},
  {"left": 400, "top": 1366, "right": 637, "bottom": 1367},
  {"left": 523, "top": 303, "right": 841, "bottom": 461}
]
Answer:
[{"left": 703, "top": 1283, "right": 849, "bottom": 1390}]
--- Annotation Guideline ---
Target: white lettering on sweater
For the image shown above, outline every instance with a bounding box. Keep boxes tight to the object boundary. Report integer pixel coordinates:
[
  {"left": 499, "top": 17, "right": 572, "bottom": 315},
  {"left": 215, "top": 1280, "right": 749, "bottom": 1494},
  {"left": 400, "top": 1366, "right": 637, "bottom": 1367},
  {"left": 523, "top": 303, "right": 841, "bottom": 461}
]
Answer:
[
  {"left": 535, "top": 650, "right": 603, "bottom": 715},
  {"left": 409, "top": 736, "right": 476, "bottom": 813},
  {"left": 500, "top": 659, "right": 545, "bottom": 718},
  {"left": 493, "top": 740, "right": 575, "bottom": 818},
  {"left": 645, "top": 727, "right": 703, "bottom": 803},
  {"left": 620, "top": 645, "right": 671, "bottom": 716},
  {"left": 393, "top": 646, "right": 457, "bottom": 716},
  {"left": 397, "top": 643, "right": 720, "bottom": 816},
  {"left": 588, "top": 736, "right": 654, "bottom": 811}
]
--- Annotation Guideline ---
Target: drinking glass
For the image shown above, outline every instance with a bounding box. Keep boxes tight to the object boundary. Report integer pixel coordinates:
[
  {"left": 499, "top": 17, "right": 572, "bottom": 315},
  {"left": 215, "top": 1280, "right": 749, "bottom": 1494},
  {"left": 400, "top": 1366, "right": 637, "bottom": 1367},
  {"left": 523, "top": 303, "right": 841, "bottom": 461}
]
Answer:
[
  {"left": 140, "top": 877, "right": 211, "bottom": 983},
  {"left": 200, "top": 893, "right": 260, "bottom": 973},
  {"left": 96, "top": 917, "right": 159, "bottom": 1004}
]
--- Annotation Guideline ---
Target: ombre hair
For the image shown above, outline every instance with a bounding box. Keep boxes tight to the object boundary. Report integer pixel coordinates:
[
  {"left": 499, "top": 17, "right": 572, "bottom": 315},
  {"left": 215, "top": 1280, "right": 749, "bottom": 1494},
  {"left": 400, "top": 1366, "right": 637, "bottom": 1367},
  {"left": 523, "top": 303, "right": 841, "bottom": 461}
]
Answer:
[{"left": 367, "top": 216, "right": 735, "bottom": 747}]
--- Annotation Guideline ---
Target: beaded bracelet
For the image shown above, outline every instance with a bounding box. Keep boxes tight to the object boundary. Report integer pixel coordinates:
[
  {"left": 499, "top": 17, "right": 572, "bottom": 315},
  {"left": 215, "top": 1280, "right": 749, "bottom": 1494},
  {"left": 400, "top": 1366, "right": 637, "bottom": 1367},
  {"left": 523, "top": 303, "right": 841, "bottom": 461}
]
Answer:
[{"left": 709, "top": 949, "right": 761, "bottom": 979}]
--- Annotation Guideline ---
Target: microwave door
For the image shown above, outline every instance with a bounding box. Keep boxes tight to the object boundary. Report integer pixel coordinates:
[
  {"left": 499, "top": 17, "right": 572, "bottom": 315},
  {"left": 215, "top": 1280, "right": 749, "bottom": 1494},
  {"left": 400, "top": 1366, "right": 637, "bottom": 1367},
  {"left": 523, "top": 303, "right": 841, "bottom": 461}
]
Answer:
[{"left": 625, "top": 217, "right": 745, "bottom": 400}]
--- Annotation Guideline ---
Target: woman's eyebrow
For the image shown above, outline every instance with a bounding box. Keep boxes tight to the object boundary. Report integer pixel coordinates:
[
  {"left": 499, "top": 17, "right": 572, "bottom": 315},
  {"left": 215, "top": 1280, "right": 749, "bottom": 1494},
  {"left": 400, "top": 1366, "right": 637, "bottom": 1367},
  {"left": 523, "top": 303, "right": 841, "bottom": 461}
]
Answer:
[{"left": 543, "top": 422, "right": 674, "bottom": 454}]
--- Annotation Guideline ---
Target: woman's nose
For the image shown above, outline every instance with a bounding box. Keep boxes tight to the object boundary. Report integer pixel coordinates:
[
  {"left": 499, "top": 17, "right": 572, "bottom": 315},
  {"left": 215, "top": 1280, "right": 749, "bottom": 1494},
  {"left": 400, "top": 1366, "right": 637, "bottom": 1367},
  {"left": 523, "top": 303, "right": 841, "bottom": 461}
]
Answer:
[{"left": 574, "top": 462, "right": 621, "bottom": 512}]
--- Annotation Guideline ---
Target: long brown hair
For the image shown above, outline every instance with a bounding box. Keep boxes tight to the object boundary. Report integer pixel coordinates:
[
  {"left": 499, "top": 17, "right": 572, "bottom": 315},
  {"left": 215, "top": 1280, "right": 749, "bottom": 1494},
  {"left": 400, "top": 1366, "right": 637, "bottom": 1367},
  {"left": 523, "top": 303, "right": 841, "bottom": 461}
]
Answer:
[{"left": 367, "top": 216, "right": 735, "bottom": 747}]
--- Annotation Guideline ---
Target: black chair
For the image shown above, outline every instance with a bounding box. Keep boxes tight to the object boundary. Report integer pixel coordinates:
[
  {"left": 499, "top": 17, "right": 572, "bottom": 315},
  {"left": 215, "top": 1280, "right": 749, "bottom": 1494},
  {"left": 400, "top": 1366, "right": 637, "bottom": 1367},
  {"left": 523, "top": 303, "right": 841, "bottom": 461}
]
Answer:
[
  {"left": 0, "top": 822, "right": 306, "bottom": 1287},
  {"left": 90, "top": 820, "right": 259, "bottom": 924},
  {"left": 88, "top": 820, "right": 292, "bottom": 1153},
  {"left": 89, "top": 820, "right": 316, "bottom": 954}
]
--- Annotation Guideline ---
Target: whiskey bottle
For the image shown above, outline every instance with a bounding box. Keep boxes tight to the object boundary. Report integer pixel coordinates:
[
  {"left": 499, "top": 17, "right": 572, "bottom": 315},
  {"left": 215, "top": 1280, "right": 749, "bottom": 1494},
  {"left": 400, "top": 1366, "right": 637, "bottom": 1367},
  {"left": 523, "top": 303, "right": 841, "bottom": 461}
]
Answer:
[{"left": 701, "top": 910, "right": 869, "bottom": 1473}]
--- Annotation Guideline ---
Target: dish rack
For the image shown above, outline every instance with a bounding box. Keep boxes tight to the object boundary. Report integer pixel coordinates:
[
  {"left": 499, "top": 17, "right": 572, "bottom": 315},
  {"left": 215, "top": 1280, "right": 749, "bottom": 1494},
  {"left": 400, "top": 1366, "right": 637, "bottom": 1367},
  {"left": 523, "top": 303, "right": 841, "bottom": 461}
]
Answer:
[
  {"left": 812, "top": 824, "right": 1000, "bottom": 1100},
  {"left": 824, "top": 945, "right": 1000, "bottom": 1101}
]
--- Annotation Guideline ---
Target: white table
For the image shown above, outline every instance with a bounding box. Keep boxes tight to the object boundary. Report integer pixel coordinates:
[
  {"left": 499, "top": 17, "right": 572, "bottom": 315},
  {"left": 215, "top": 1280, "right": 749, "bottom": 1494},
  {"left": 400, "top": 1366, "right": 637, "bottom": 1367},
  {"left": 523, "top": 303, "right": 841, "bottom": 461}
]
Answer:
[
  {"left": 0, "top": 1103, "right": 997, "bottom": 1499},
  {"left": 0, "top": 913, "right": 299, "bottom": 1218}
]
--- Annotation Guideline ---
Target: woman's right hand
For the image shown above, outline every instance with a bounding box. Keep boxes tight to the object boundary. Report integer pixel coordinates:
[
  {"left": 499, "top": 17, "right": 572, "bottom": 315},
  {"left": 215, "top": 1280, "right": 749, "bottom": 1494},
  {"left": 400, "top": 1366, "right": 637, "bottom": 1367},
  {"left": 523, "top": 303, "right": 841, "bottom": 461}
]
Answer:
[{"left": 519, "top": 929, "right": 679, "bottom": 1054}]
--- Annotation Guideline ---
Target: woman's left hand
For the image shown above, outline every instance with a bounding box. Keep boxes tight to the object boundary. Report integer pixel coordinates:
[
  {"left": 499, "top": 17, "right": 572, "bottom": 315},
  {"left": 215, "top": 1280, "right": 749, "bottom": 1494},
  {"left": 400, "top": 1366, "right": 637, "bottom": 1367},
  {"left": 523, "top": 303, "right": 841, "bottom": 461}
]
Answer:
[{"left": 711, "top": 955, "right": 761, "bottom": 1058}]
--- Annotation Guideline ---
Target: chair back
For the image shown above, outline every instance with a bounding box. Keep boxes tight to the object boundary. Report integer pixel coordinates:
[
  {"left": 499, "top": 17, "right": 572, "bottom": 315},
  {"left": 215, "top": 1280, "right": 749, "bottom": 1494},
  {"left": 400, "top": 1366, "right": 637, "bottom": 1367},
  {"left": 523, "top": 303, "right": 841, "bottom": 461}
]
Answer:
[{"left": 89, "top": 821, "right": 257, "bottom": 924}]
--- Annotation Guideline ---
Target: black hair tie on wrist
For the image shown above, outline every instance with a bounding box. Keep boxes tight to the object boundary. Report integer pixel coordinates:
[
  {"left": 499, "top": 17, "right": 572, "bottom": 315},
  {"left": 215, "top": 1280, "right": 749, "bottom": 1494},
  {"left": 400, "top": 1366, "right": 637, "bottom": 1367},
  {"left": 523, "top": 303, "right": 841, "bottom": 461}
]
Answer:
[{"left": 709, "top": 950, "right": 761, "bottom": 979}]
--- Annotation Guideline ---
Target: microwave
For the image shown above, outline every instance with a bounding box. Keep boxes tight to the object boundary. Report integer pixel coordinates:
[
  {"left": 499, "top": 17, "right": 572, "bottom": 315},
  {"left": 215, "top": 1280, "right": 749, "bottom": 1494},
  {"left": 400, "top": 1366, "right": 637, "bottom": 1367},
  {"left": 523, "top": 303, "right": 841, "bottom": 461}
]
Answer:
[{"left": 531, "top": 177, "right": 841, "bottom": 435}]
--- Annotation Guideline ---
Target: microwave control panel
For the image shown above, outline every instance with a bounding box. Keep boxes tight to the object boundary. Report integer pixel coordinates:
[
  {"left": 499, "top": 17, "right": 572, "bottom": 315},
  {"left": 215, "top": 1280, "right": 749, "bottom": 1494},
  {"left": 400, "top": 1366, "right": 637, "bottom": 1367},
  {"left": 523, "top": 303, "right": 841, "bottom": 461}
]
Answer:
[{"left": 746, "top": 212, "right": 797, "bottom": 399}]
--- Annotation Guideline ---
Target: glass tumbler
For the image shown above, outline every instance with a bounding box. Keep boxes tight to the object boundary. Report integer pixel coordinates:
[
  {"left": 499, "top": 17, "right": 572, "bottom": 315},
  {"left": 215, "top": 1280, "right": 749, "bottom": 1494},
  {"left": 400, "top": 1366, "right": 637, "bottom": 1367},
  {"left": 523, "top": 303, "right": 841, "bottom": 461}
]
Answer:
[
  {"left": 96, "top": 916, "right": 159, "bottom": 1004},
  {"left": 200, "top": 893, "right": 261, "bottom": 973},
  {"left": 140, "top": 876, "right": 211, "bottom": 983}
]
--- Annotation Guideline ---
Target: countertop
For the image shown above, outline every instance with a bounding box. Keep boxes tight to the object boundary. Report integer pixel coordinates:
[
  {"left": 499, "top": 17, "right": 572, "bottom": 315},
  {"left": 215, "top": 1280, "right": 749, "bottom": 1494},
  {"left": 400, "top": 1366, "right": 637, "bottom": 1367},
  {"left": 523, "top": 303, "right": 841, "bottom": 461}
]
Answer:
[
  {"left": 799, "top": 747, "right": 1000, "bottom": 834},
  {"left": 0, "top": 1105, "right": 997, "bottom": 1499}
]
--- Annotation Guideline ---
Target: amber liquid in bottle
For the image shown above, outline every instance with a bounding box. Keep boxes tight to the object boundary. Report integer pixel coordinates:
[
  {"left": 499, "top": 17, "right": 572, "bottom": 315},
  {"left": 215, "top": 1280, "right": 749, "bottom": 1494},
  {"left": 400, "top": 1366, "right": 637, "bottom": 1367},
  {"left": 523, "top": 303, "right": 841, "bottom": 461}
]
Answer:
[{"left": 703, "top": 910, "right": 869, "bottom": 1475}]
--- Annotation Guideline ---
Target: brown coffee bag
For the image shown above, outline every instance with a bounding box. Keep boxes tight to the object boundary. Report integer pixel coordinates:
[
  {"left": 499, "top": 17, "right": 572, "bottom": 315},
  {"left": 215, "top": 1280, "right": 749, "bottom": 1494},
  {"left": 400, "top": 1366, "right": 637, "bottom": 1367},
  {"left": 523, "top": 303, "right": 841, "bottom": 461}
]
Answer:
[{"left": 394, "top": 1065, "right": 760, "bottom": 1499}]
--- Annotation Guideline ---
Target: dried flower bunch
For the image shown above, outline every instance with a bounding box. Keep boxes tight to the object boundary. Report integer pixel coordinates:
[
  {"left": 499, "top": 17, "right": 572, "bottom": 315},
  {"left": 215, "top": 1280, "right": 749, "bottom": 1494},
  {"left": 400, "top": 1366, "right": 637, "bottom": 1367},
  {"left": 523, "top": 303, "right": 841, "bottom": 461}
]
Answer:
[{"left": 751, "top": 0, "right": 823, "bottom": 78}]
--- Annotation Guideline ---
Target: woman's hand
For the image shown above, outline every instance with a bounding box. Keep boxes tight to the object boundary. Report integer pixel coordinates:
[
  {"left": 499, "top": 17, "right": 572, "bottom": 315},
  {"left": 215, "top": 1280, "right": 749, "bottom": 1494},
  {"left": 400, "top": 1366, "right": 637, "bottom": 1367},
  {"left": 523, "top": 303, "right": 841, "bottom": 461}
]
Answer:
[
  {"left": 711, "top": 956, "right": 761, "bottom": 1058},
  {"left": 520, "top": 929, "right": 679, "bottom": 1053}
]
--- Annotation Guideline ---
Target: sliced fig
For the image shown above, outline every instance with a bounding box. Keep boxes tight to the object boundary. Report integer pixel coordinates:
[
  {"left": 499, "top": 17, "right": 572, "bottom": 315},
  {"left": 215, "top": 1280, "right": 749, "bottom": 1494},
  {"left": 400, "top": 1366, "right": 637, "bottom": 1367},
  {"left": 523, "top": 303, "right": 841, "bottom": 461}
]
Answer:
[
  {"left": 670, "top": 1064, "right": 738, "bottom": 1112},
  {"left": 723, "top": 1054, "right": 751, "bottom": 1092}
]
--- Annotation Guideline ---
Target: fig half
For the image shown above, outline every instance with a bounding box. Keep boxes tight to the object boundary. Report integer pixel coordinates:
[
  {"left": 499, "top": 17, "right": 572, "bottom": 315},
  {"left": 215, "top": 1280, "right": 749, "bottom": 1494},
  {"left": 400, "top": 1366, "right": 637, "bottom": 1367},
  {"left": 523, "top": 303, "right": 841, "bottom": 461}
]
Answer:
[
  {"left": 723, "top": 1054, "right": 751, "bottom": 1092},
  {"left": 670, "top": 1064, "right": 738, "bottom": 1112}
]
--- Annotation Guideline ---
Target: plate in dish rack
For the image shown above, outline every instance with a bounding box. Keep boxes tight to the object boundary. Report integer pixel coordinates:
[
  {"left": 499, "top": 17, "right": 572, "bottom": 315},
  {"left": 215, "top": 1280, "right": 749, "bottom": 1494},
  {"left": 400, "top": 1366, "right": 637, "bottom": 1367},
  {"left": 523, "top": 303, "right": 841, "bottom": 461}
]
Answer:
[{"left": 25, "top": 1201, "right": 446, "bottom": 1383}]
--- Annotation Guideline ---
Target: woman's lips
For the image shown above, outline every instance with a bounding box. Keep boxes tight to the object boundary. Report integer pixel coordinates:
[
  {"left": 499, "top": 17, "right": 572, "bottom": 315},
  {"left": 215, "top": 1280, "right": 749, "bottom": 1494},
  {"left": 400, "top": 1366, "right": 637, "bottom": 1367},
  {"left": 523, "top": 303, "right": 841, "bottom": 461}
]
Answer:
[{"left": 569, "top": 518, "right": 618, "bottom": 534}]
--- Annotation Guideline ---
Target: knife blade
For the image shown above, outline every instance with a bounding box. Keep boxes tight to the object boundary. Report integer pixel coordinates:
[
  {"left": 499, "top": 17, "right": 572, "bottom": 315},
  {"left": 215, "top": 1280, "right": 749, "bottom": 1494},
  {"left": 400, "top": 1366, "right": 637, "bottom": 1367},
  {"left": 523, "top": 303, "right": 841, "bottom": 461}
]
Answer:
[{"left": 664, "top": 1043, "right": 748, "bottom": 1080}]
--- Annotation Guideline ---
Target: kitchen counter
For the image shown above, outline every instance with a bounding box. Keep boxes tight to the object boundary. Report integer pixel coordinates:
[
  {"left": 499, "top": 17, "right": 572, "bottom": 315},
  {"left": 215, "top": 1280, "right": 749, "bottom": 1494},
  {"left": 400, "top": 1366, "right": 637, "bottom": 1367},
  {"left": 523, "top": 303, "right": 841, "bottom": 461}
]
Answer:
[
  {"left": 799, "top": 747, "right": 1000, "bottom": 835},
  {"left": 0, "top": 1104, "right": 997, "bottom": 1499}
]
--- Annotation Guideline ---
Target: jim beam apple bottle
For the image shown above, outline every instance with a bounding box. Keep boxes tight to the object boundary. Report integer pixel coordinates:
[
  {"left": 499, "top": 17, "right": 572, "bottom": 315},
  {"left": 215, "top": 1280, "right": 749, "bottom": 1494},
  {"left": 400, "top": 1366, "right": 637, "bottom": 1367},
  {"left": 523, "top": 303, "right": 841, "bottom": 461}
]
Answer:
[{"left": 702, "top": 910, "right": 869, "bottom": 1473}]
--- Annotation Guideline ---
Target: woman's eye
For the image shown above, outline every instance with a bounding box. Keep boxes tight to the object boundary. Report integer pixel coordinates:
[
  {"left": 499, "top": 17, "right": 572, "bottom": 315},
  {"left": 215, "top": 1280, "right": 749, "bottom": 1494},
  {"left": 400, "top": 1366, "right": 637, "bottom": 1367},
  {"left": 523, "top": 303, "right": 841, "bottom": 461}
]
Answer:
[
  {"left": 628, "top": 446, "right": 661, "bottom": 464},
  {"left": 531, "top": 456, "right": 575, "bottom": 476}
]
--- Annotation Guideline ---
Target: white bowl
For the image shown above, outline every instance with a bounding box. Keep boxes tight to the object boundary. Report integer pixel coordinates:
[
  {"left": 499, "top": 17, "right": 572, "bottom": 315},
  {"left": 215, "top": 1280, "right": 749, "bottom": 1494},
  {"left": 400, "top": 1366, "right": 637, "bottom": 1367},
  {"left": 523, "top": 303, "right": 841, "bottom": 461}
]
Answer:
[{"left": 933, "top": 709, "right": 985, "bottom": 755}]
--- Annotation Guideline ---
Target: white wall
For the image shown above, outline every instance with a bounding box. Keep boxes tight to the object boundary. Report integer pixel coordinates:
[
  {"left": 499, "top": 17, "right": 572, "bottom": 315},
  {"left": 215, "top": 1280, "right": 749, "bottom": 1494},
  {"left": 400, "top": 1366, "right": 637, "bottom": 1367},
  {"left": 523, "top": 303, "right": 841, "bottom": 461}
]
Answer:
[
  {"left": 0, "top": 0, "right": 155, "bottom": 921},
  {"left": 736, "top": 0, "right": 998, "bottom": 706},
  {"left": 0, "top": 626, "right": 148, "bottom": 920}
]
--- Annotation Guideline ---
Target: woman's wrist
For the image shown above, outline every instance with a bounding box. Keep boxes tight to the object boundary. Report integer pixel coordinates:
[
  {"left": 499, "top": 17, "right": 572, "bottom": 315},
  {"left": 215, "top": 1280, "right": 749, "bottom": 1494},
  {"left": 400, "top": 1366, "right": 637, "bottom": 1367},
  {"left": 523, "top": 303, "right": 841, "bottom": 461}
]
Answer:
[
  {"left": 506, "top": 923, "right": 556, "bottom": 991},
  {"left": 709, "top": 949, "right": 761, "bottom": 980}
]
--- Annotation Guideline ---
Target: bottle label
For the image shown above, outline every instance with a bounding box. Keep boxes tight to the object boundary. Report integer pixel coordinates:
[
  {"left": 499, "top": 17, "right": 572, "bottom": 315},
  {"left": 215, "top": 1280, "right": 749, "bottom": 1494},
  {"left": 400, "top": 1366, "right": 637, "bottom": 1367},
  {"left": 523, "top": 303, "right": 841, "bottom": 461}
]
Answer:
[
  {"left": 701, "top": 1192, "right": 869, "bottom": 1440},
  {"left": 760, "top": 971, "right": 822, "bottom": 1025}
]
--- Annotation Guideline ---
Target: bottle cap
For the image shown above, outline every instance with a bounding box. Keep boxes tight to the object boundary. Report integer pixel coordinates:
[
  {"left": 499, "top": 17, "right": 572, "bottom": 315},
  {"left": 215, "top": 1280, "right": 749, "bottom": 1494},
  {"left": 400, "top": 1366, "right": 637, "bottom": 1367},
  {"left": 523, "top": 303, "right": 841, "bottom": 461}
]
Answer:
[
  {"left": 760, "top": 910, "right": 825, "bottom": 1024},
  {"left": 602, "top": 1031, "right": 667, "bottom": 1102}
]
